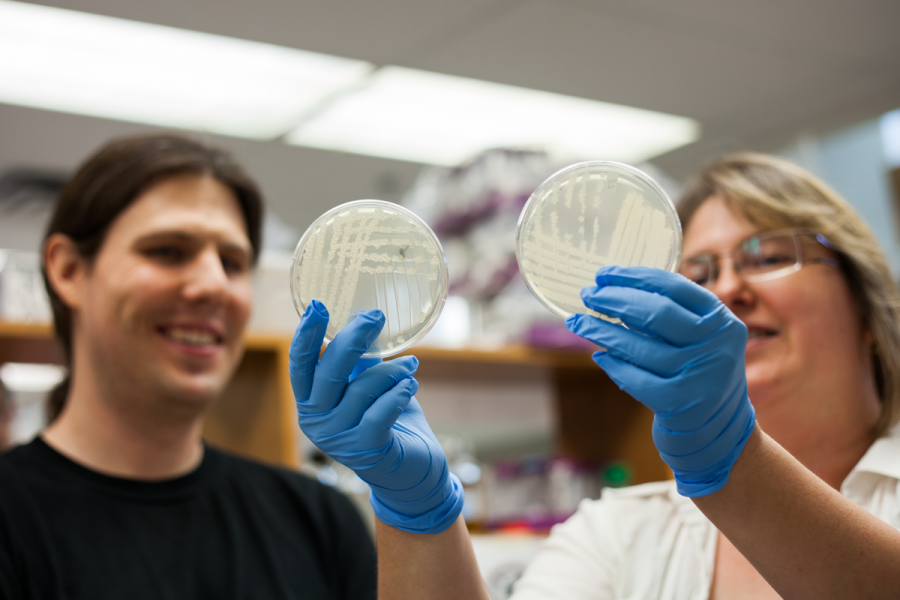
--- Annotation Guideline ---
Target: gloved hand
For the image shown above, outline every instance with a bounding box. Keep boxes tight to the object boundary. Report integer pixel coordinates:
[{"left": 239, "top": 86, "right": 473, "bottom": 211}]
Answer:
[
  {"left": 565, "top": 266, "right": 756, "bottom": 497},
  {"left": 289, "top": 300, "right": 464, "bottom": 533}
]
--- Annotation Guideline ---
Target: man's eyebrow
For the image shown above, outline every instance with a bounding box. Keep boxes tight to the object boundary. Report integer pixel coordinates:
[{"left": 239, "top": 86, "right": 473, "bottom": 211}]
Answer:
[{"left": 134, "top": 230, "right": 252, "bottom": 256}]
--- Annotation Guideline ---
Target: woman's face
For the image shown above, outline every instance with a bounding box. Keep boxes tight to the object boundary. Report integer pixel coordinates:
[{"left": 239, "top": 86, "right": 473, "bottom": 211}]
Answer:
[{"left": 681, "top": 197, "right": 880, "bottom": 436}]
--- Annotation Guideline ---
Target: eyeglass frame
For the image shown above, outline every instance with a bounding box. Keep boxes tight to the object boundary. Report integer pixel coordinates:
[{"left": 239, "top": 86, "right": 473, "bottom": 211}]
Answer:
[{"left": 679, "top": 228, "right": 842, "bottom": 288}]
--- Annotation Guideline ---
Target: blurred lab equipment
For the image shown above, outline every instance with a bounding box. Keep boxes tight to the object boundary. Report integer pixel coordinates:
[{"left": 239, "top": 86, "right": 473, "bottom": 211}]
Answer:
[
  {"left": 0, "top": 250, "right": 52, "bottom": 323},
  {"left": 0, "top": 362, "right": 66, "bottom": 447},
  {"left": 403, "top": 149, "right": 576, "bottom": 347},
  {"left": 404, "top": 151, "right": 685, "bottom": 348},
  {"left": 0, "top": 169, "right": 64, "bottom": 324}
]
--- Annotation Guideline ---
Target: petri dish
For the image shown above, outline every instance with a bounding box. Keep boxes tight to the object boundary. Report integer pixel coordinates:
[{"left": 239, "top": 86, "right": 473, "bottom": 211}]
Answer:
[
  {"left": 515, "top": 161, "right": 682, "bottom": 320},
  {"left": 290, "top": 199, "right": 449, "bottom": 358}
]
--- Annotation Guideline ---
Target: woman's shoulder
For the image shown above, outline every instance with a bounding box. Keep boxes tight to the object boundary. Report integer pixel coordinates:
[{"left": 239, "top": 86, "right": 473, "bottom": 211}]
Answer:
[
  {"left": 538, "top": 479, "right": 712, "bottom": 564},
  {"left": 577, "top": 479, "right": 691, "bottom": 520},
  {"left": 511, "top": 479, "right": 717, "bottom": 599},
  {"left": 572, "top": 479, "right": 709, "bottom": 541},
  {"left": 842, "top": 428, "right": 900, "bottom": 527},
  {"left": 598, "top": 479, "right": 682, "bottom": 501}
]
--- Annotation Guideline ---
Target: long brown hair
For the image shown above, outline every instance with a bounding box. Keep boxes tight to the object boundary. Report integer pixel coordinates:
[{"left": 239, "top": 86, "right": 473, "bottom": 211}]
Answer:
[
  {"left": 42, "top": 133, "right": 264, "bottom": 422},
  {"left": 679, "top": 153, "right": 900, "bottom": 435}
]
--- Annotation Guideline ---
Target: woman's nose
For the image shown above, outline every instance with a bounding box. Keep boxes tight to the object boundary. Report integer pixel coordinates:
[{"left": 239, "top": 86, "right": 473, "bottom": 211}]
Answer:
[{"left": 711, "top": 256, "right": 752, "bottom": 306}]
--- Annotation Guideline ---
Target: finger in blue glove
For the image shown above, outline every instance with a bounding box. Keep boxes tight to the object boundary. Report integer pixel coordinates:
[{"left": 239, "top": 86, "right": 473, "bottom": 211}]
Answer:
[
  {"left": 290, "top": 300, "right": 464, "bottom": 532},
  {"left": 565, "top": 266, "right": 756, "bottom": 497}
]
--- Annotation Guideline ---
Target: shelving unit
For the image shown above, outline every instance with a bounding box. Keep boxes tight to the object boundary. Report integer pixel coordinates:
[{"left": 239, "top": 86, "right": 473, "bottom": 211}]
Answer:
[
  {"left": 0, "top": 321, "right": 298, "bottom": 467},
  {"left": 404, "top": 345, "right": 670, "bottom": 485},
  {"left": 0, "top": 321, "right": 670, "bottom": 484}
]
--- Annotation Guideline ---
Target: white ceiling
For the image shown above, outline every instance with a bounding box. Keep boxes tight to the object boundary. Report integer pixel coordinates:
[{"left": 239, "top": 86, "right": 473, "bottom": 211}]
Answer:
[{"left": 2, "top": 0, "right": 899, "bottom": 232}]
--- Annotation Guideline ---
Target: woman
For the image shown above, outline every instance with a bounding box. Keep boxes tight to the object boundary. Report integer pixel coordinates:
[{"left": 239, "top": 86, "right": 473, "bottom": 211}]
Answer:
[
  {"left": 510, "top": 153, "right": 900, "bottom": 598},
  {"left": 289, "top": 153, "right": 900, "bottom": 599}
]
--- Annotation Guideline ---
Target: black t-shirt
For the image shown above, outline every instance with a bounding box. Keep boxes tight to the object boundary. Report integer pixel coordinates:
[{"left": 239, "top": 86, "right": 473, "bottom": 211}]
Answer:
[{"left": 0, "top": 439, "right": 377, "bottom": 600}]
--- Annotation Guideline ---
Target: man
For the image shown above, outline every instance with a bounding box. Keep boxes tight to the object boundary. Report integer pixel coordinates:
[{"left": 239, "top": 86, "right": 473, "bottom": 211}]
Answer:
[
  {"left": 0, "top": 378, "right": 11, "bottom": 451},
  {"left": 0, "top": 133, "right": 376, "bottom": 599}
]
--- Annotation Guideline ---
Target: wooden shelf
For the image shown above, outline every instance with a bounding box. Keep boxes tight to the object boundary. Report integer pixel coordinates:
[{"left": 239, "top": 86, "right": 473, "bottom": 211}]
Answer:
[
  {"left": 0, "top": 321, "right": 284, "bottom": 350},
  {"left": 0, "top": 321, "right": 670, "bottom": 484},
  {"left": 0, "top": 321, "right": 54, "bottom": 338},
  {"left": 0, "top": 321, "right": 298, "bottom": 468},
  {"left": 401, "top": 344, "right": 599, "bottom": 370},
  {"left": 0, "top": 321, "right": 64, "bottom": 366},
  {"left": 0, "top": 321, "right": 596, "bottom": 371}
]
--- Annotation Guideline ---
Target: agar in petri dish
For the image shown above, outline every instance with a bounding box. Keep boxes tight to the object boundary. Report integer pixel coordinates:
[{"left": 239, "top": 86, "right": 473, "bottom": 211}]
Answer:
[
  {"left": 290, "top": 199, "right": 449, "bottom": 358},
  {"left": 515, "top": 161, "right": 682, "bottom": 320}
]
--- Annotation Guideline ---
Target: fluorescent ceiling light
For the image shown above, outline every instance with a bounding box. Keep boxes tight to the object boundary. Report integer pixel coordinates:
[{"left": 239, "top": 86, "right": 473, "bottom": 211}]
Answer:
[
  {"left": 287, "top": 66, "right": 700, "bottom": 166},
  {"left": 882, "top": 109, "right": 900, "bottom": 168},
  {"left": 0, "top": 0, "right": 372, "bottom": 139}
]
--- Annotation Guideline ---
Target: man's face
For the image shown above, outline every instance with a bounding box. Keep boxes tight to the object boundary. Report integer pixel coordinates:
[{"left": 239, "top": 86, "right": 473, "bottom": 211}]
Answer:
[{"left": 74, "top": 173, "right": 253, "bottom": 415}]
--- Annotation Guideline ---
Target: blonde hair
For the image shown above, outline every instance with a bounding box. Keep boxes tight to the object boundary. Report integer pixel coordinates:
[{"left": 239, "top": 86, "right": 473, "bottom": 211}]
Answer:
[{"left": 678, "top": 153, "right": 900, "bottom": 435}]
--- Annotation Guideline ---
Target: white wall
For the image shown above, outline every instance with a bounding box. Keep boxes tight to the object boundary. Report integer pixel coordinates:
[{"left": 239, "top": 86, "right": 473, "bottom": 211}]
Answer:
[{"left": 779, "top": 117, "right": 900, "bottom": 275}]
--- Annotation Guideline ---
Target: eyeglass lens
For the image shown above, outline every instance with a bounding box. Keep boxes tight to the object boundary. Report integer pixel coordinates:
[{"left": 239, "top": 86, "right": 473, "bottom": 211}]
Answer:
[{"left": 680, "top": 233, "right": 800, "bottom": 287}]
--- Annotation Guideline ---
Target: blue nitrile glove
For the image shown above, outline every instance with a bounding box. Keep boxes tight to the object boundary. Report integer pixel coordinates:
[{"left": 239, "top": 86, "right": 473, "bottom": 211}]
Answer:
[
  {"left": 289, "top": 300, "right": 464, "bottom": 533},
  {"left": 565, "top": 266, "right": 756, "bottom": 497}
]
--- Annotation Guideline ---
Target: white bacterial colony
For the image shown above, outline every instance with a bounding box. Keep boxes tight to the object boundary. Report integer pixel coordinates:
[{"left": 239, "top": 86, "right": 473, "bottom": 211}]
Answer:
[
  {"left": 296, "top": 207, "right": 441, "bottom": 350},
  {"left": 519, "top": 173, "right": 674, "bottom": 317},
  {"left": 608, "top": 192, "right": 674, "bottom": 267}
]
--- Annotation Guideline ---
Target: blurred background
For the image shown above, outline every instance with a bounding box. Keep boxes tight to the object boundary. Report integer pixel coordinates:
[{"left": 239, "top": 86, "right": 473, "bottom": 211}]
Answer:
[{"left": 1, "top": 1, "right": 899, "bottom": 596}]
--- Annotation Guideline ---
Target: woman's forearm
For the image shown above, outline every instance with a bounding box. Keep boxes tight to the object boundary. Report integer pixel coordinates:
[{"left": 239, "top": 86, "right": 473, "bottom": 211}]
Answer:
[{"left": 693, "top": 426, "right": 900, "bottom": 599}]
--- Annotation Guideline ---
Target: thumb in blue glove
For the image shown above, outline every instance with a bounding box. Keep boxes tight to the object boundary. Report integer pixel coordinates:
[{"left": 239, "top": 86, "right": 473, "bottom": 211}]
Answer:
[
  {"left": 565, "top": 266, "right": 756, "bottom": 497},
  {"left": 289, "top": 300, "right": 464, "bottom": 533}
]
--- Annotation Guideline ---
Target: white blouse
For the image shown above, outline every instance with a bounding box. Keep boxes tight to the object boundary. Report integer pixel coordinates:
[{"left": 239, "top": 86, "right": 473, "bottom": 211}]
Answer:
[{"left": 510, "top": 429, "right": 900, "bottom": 600}]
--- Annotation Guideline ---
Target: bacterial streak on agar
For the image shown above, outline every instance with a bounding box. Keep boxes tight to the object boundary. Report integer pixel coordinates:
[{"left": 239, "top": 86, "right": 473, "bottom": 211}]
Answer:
[
  {"left": 292, "top": 200, "right": 448, "bottom": 358},
  {"left": 515, "top": 161, "right": 682, "bottom": 320}
]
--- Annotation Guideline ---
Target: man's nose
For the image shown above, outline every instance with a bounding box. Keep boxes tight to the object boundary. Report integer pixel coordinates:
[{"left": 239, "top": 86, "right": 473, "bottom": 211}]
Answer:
[{"left": 183, "top": 246, "right": 229, "bottom": 302}]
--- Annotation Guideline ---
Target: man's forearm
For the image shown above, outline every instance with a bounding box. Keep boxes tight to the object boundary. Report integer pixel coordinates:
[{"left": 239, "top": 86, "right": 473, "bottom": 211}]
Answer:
[{"left": 376, "top": 516, "right": 491, "bottom": 600}]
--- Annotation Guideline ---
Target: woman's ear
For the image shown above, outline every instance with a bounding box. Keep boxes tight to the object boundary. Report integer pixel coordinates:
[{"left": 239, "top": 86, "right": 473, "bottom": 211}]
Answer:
[
  {"left": 861, "top": 322, "right": 877, "bottom": 359},
  {"left": 43, "top": 234, "right": 87, "bottom": 310}
]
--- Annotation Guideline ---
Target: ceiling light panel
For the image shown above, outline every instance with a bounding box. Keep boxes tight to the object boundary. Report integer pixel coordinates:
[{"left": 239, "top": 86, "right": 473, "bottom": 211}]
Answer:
[
  {"left": 287, "top": 66, "right": 700, "bottom": 166},
  {"left": 0, "top": 0, "right": 372, "bottom": 139}
]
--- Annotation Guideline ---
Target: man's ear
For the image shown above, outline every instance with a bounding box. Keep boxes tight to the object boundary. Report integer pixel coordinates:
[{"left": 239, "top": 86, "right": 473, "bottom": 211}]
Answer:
[{"left": 43, "top": 234, "right": 88, "bottom": 310}]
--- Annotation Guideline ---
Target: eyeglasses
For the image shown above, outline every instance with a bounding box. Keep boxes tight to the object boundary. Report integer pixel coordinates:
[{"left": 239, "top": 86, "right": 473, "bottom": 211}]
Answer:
[{"left": 679, "top": 228, "right": 841, "bottom": 289}]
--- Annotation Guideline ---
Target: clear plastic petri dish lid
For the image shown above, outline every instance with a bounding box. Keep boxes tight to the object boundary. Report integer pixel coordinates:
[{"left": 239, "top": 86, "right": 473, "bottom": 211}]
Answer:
[
  {"left": 290, "top": 199, "right": 449, "bottom": 358},
  {"left": 515, "top": 161, "right": 682, "bottom": 320}
]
